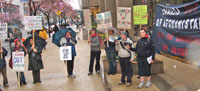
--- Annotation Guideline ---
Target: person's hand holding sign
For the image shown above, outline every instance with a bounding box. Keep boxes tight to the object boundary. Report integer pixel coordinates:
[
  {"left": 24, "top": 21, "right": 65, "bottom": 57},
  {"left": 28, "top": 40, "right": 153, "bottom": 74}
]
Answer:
[{"left": 33, "top": 48, "right": 37, "bottom": 53}]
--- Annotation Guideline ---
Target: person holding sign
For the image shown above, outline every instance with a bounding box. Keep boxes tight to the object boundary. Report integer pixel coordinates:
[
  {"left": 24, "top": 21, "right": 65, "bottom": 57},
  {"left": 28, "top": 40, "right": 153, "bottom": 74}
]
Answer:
[
  {"left": 88, "top": 29, "right": 101, "bottom": 75},
  {"left": 115, "top": 31, "right": 134, "bottom": 87},
  {"left": 60, "top": 31, "right": 77, "bottom": 78},
  {"left": 12, "top": 39, "right": 27, "bottom": 86},
  {"left": 27, "top": 38, "right": 44, "bottom": 84},
  {"left": 0, "top": 45, "right": 8, "bottom": 87},
  {"left": 104, "top": 29, "right": 117, "bottom": 75},
  {"left": 127, "top": 29, "right": 155, "bottom": 88}
]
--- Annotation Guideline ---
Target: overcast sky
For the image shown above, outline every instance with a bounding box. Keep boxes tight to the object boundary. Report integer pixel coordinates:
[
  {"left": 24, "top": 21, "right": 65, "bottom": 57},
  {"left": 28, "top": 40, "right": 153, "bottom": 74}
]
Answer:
[{"left": 69, "top": 0, "right": 80, "bottom": 10}]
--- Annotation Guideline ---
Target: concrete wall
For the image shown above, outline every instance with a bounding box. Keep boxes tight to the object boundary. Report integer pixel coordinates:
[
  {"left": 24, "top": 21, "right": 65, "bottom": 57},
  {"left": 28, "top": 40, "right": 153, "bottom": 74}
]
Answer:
[{"left": 82, "top": 0, "right": 99, "bottom": 8}]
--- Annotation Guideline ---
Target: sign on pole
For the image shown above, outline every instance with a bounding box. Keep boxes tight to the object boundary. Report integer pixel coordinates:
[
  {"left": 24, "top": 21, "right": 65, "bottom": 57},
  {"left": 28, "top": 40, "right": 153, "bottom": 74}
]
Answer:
[
  {"left": 12, "top": 52, "right": 24, "bottom": 71},
  {"left": 0, "top": 23, "right": 8, "bottom": 40},
  {"left": 96, "top": 11, "right": 112, "bottom": 29},
  {"left": 133, "top": 5, "right": 148, "bottom": 25},
  {"left": 24, "top": 16, "right": 42, "bottom": 31},
  {"left": 117, "top": 7, "right": 131, "bottom": 29},
  {"left": 83, "top": 9, "right": 92, "bottom": 30},
  {"left": 60, "top": 46, "right": 72, "bottom": 61}
]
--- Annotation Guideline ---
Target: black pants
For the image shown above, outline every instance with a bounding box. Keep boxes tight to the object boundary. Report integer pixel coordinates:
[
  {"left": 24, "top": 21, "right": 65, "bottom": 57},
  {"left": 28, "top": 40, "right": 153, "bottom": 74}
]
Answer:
[
  {"left": 65, "top": 57, "right": 75, "bottom": 75},
  {"left": 16, "top": 72, "right": 26, "bottom": 84},
  {"left": 119, "top": 57, "right": 133, "bottom": 83},
  {"left": 89, "top": 51, "right": 101, "bottom": 73},
  {"left": 137, "top": 57, "right": 151, "bottom": 76},
  {"left": 0, "top": 66, "right": 8, "bottom": 85},
  {"left": 32, "top": 70, "right": 40, "bottom": 82}
]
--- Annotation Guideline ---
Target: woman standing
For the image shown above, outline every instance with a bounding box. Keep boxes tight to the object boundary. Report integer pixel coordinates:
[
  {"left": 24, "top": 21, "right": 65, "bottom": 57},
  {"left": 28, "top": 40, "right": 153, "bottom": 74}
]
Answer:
[
  {"left": 27, "top": 38, "right": 44, "bottom": 84},
  {"left": 130, "top": 29, "right": 155, "bottom": 88},
  {"left": 60, "top": 31, "right": 77, "bottom": 78},
  {"left": 88, "top": 29, "right": 101, "bottom": 75},
  {"left": 12, "top": 39, "right": 27, "bottom": 85},
  {"left": 104, "top": 29, "right": 117, "bottom": 75},
  {"left": 115, "top": 31, "right": 134, "bottom": 87}
]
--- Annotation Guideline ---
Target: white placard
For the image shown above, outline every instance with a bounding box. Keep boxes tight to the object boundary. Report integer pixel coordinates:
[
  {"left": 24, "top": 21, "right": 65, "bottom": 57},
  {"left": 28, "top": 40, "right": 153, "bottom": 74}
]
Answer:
[
  {"left": 24, "top": 16, "right": 42, "bottom": 31},
  {"left": 12, "top": 52, "right": 24, "bottom": 71},
  {"left": 117, "top": 7, "right": 131, "bottom": 29},
  {"left": 60, "top": 46, "right": 72, "bottom": 61},
  {"left": 96, "top": 11, "right": 112, "bottom": 29},
  {"left": 0, "top": 23, "right": 8, "bottom": 40},
  {"left": 147, "top": 56, "right": 152, "bottom": 64},
  {"left": 83, "top": 9, "right": 92, "bottom": 30}
]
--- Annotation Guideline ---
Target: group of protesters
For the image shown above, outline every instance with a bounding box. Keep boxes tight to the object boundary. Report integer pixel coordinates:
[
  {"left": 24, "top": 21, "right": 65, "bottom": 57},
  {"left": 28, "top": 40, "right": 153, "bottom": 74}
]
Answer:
[
  {"left": 86, "top": 25, "right": 155, "bottom": 88},
  {"left": 0, "top": 23, "right": 155, "bottom": 90}
]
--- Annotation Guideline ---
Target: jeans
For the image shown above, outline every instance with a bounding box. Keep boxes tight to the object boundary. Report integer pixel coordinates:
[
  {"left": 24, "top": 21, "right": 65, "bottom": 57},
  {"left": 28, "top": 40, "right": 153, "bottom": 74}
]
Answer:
[
  {"left": 106, "top": 48, "right": 116, "bottom": 74},
  {"left": 89, "top": 51, "right": 101, "bottom": 73},
  {"left": 119, "top": 57, "right": 133, "bottom": 83}
]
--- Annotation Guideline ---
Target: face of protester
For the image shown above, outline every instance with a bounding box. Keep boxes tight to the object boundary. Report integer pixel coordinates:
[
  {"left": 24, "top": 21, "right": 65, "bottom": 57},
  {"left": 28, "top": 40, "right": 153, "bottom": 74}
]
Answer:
[
  {"left": 66, "top": 32, "right": 71, "bottom": 37},
  {"left": 91, "top": 30, "right": 96, "bottom": 35},
  {"left": 108, "top": 30, "right": 114, "bottom": 35},
  {"left": 30, "top": 39, "right": 33, "bottom": 45},
  {"left": 140, "top": 30, "right": 146, "bottom": 38},
  {"left": 16, "top": 41, "right": 21, "bottom": 47},
  {"left": 120, "top": 33, "right": 127, "bottom": 40},
  {"left": 144, "top": 26, "right": 148, "bottom": 31}
]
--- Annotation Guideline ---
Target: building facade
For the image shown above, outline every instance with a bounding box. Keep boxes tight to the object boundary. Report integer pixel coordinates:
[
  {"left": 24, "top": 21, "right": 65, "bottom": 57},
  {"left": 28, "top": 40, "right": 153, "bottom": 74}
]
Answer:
[{"left": 82, "top": 0, "right": 195, "bottom": 40}]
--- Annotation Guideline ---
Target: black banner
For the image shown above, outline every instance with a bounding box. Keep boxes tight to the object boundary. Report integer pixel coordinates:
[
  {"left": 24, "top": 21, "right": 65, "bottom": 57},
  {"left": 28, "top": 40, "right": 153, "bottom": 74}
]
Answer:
[{"left": 152, "top": 0, "right": 200, "bottom": 58}]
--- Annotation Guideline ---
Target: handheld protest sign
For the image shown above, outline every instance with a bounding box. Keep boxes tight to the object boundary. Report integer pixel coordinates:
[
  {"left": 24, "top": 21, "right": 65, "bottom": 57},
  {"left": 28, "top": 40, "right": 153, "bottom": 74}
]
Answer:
[
  {"left": 60, "top": 46, "right": 72, "bottom": 61},
  {"left": 12, "top": 52, "right": 24, "bottom": 87}
]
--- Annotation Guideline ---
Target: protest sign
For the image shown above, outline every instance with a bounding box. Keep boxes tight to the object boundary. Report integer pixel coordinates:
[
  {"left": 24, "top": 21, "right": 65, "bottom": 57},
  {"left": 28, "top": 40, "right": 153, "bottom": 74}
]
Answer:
[
  {"left": 60, "top": 46, "right": 72, "bottom": 61},
  {"left": 117, "top": 7, "right": 131, "bottom": 29},
  {"left": 0, "top": 23, "right": 8, "bottom": 40},
  {"left": 96, "top": 11, "right": 112, "bottom": 29},
  {"left": 133, "top": 5, "right": 148, "bottom": 25},
  {"left": 12, "top": 52, "right": 24, "bottom": 71},
  {"left": 83, "top": 9, "right": 92, "bottom": 30},
  {"left": 152, "top": 0, "right": 200, "bottom": 60},
  {"left": 24, "top": 16, "right": 42, "bottom": 31}
]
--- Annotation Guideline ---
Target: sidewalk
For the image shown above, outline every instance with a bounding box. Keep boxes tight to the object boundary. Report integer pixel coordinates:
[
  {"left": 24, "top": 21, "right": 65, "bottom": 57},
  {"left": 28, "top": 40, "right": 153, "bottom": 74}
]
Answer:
[
  {"left": 154, "top": 54, "right": 200, "bottom": 91},
  {"left": 2, "top": 39, "right": 104, "bottom": 91}
]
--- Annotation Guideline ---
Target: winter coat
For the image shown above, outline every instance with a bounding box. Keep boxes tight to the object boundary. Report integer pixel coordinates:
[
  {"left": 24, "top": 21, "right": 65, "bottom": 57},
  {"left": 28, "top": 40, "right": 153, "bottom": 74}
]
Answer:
[
  {"left": 27, "top": 45, "right": 44, "bottom": 71},
  {"left": 39, "top": 30, "right": 48, "bottom": 40},
  {"left": 115, "top": 37, "right": 135, "bottom": 60},
  {"left": 0, "top": 47, "right": 8, "bottom": 69},
  {"left": 131, "top": 37, "right": 155, "bottom": 60},
  {"left": 90, "top": 36, "right": 101, "bottom": 51},
  {"left": 60, "top": 37, "right": 77, "bottom": 57}
]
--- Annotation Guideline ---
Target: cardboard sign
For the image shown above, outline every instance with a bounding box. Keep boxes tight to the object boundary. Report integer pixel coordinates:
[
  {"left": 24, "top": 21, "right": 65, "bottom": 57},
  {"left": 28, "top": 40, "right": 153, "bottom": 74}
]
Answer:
[
  {"left": 60, "top": 46, "right": 72, "bottom": 61},
  {"left": 83, "top": 9, "right": 92, "bottom": 30},
  {"left": 24, "top": 16, "right": 42, "bottom": 31},
  {"left": 12, "top": 52, "right": 24, "bottom": 71},
  {"left": 117, "top": 7, "right": 131, "bottom": 29},
  {"left": 96, "top": 11, "right": 112, "bottom": 29},
  {"left": 133, "top": 5, "right": 148, "bottom": 25},
  {"left": 0, "top": 23, "right": 8, "bottom": 40}
]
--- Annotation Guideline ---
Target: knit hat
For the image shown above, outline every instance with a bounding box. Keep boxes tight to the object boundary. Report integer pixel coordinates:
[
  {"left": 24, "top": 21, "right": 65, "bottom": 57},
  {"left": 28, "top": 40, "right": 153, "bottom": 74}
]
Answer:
[{"left": 120, "top": 31, "right": 128, "bottom": 36}]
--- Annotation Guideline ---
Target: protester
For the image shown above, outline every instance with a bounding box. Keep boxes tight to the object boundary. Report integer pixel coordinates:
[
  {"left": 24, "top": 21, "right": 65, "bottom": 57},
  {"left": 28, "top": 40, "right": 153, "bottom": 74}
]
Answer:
[
  {"left": 143, "top": 25, "right": 151, "bottom": 37},
  {"left": 129, "top": 29, "right": 155, "bottom": 88},
  {"left": 12, "top": 39, "right": 27, "bottom": 86},
  {"left": 88, "top": 29, "right": 101, "bottom": 75},
  {"left": 0, "top": 45, "right": 8, "bottom": 87},
  {"left": 53, "top": 24, "right": 59, "bottom": 33},
  {"left": 27, "top": 38, "right": 44, "bottom": 84},
  {"left": 39, "top": 27, "right": 48, "bottom": 50},
  {"left": 60, "top": 31, "right": 77, "bottom": 78},
  {"left": 115, "top": 31, "right": 134, "bottom": 87},
  {"left": 104, "top": 29, "right": 117, "bottom": 75}
]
